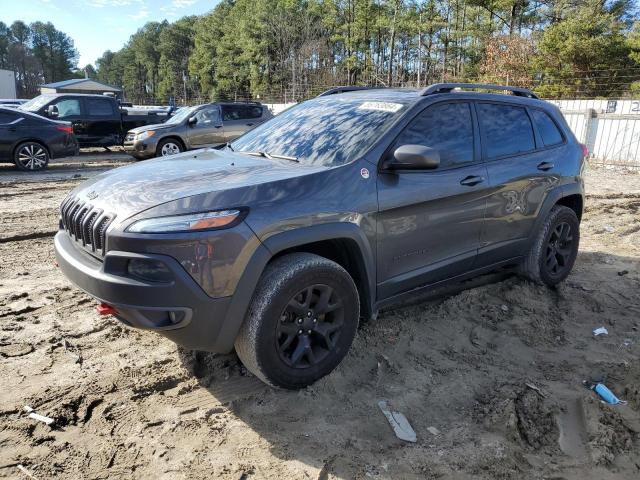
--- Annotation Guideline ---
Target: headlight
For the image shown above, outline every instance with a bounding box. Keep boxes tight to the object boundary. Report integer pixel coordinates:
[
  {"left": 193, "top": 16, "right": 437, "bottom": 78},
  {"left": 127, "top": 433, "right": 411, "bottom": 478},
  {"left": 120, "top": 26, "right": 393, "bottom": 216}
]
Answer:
[
  {"left": 126, "top": 210, "right": 242, "bottom": 233},
  {"left": 135, "top": 130, "right": 155, "bottom": 141}
]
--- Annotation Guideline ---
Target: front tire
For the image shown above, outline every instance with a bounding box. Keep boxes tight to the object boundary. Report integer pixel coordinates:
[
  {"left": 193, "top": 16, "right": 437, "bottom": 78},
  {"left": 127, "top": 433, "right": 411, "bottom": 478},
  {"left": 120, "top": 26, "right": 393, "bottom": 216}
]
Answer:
[
  {"left": 235, "top": 253, "right": 360, "bottom": 389},
  {"left": 156, "top": 138, "right": 184, "bottom": 157},
  {"left": 520, "top": 205, "right": 580, "bottom": 286},
  {"left": 13, "top": 141, "right": 49, "bottom": 171}
]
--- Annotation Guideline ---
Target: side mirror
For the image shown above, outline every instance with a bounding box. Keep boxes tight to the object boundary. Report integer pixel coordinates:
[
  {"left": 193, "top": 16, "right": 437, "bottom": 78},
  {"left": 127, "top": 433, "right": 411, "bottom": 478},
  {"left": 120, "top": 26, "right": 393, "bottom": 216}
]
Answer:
[
  {"left": 47, "top": 105, "right": 59, "bottom": 118},
  {"left": 387, "top": 144, "right": 440, "bottom": 170},
  {"left": 187, "top": 116, "right": 197, "bottom": 126}
]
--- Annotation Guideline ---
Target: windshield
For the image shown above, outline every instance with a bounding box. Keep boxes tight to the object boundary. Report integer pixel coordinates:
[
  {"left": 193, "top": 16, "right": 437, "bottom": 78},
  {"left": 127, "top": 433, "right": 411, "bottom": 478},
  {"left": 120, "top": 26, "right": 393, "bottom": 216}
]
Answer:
[
  {"left": 20, "top": 95, "right": 54, "bottom": 112},
  {"left": 165, "top": 105, "right": 198, "bottom": 125},
  {"left": 230, "top": 97, "right": 408, "bottom": 167}
]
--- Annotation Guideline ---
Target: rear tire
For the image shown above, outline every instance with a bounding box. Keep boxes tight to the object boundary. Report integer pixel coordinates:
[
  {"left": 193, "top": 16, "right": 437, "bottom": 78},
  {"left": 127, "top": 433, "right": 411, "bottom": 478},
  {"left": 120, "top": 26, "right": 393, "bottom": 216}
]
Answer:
[
  {"left": 156, "top": 138, "right": 184, "bottom": 157},
  {"left": 520, "top": 205, "right": 580, "bottom": 286},
  {"left": 13, "top": 141, "right": 49, "bottom": 171},
  {"left": 235, "top": 253, "right": 360, "bottom": 389}
]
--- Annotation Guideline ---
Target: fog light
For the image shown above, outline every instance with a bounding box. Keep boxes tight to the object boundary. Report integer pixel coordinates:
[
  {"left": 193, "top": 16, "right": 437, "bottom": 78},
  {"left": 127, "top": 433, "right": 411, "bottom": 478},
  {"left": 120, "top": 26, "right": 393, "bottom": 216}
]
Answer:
[{"left": 127, "top": 258, "right": 173, "bottom": 283}]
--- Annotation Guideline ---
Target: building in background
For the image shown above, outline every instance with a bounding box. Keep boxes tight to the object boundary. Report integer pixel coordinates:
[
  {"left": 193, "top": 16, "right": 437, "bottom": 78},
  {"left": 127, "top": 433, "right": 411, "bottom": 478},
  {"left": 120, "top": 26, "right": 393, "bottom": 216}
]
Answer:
[
  {"left": 39, "top": 79, "right": 121, "bottom": 97},
  {"left": 0, "top": 69, "right": 18, "bottom": 99}
]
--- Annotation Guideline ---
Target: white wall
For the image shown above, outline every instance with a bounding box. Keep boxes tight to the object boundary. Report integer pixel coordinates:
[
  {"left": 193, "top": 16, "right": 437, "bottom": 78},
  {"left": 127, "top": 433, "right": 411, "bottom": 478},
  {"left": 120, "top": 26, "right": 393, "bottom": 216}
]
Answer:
[{"left": 0, "top": 69, "right": 17, "bottom": 99}]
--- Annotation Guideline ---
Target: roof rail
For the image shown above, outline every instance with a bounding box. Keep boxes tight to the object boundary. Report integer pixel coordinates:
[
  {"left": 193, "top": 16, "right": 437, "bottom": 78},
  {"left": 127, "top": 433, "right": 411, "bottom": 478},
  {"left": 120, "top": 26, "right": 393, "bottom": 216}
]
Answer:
[
  {"left": 317, "top": 86, "right": 380, "bottom": 97},
  {"left": 420, "top": 83, "right": 538, "bottom": 99}
]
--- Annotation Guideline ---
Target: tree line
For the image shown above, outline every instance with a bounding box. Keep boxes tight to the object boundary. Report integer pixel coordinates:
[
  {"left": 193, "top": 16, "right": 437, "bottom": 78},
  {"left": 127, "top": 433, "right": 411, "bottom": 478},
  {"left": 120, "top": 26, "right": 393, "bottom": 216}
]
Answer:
[{"left": 0, "top": 21, "right": 81, "bottom": 97}]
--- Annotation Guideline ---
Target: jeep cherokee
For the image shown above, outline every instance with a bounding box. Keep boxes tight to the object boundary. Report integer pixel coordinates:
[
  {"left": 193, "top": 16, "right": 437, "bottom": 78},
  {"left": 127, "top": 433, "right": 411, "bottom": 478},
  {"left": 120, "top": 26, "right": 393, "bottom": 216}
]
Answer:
[{"left": 54, "top": 83, "right": 585, "bottom": 389}]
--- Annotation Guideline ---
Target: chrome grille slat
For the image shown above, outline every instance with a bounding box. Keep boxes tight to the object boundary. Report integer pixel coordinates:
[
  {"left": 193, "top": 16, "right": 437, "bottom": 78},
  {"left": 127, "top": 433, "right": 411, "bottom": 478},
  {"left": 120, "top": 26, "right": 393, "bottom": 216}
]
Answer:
[
  {"left": 75, "top": 207, "right": 89, "bottom": 242},
  {"left": 83, "top": 210, "right": 101, "bottom": 247},
  {"left": 67, "top": 202, "right": 83, "bottom": 237}
]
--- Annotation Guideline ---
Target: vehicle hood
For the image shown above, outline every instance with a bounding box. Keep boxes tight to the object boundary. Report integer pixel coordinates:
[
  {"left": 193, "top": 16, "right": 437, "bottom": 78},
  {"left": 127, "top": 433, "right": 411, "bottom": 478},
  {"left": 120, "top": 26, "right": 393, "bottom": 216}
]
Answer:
[
  {"left": 66, "top": 149, "right": 327, "bottom": 224},
  {"left": 127, "top": 122, "right": 174, "bottom": 134}
]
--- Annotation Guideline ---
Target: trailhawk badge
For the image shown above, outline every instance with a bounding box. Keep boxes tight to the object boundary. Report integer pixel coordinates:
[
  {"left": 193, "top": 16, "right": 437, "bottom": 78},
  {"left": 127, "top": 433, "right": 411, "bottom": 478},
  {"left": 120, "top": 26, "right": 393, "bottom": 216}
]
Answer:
[{"left": 360, "top": 168, "right": 370, "bottom": 179}]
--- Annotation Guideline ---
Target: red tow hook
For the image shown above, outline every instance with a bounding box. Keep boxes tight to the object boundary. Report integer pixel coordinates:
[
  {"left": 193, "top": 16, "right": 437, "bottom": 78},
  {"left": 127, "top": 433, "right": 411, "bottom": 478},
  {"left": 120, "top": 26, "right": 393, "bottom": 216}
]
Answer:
[{"left": 96, "top": 303, "right": 117, "bottom": 316}]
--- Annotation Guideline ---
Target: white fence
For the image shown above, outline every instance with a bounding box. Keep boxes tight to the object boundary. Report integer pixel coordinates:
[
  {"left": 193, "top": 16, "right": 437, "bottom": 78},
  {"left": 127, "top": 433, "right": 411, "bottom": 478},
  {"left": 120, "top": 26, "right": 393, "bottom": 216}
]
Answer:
[
  {"left": 547, "top": 100, "right": 640, "bottom": 168},
  {"left": 265, "top": 102, "right": 296, "bottom": 115}
]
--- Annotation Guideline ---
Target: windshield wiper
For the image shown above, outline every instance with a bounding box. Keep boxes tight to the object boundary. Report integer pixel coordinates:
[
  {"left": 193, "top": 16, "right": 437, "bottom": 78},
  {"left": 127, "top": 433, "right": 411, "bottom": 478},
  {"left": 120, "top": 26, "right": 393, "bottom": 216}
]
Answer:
[{"left": 239, "top": 150, "right": 299, "bottom": 162}]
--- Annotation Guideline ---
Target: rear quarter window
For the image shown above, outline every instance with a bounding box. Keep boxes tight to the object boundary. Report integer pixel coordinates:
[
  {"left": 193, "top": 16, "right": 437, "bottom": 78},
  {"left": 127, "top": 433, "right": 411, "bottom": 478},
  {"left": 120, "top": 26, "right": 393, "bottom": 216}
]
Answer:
[
  {"left": 478, "top": 103, "right": 535, "bottom": 159},
  {"left": 531, "top": 109, "right": 564, "bottom": 147},
  {"left": 86, "top": 98, "right": 115, "bottom": 117}
]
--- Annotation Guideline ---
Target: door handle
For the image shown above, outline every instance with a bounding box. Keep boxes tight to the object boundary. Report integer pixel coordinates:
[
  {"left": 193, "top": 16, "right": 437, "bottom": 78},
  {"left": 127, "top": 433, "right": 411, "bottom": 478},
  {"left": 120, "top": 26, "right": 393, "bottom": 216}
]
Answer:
[
  {"left": 246, "top": 123, "right": 254, "bottom": 126},
  {"left": 214, "top": 125, "right": 222, "bottom": 129},
  {"left": 8, "top": 126, "right": 16, "bottom": 132},
  {"left": 460, "top": 175, "right": 484, "bottom": 186},
  {"left": 537, "top": 161, "right": 554, "bottom": 171}
]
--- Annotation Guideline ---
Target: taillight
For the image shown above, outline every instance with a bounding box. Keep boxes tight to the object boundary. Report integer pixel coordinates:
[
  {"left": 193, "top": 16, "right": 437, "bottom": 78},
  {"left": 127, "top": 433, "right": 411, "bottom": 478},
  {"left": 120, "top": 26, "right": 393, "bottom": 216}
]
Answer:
[
  {"left": 580, "top": 143, "right": 589, "bottom": 158},
  {"left": 56, "top": 125, "right": 74, "bottom": 134}
]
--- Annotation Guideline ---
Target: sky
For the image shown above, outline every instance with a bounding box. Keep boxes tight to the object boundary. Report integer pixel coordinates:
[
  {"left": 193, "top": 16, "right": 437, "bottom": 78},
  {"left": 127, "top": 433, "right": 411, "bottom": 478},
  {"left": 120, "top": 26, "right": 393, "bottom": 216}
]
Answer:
[{"left": 0, "top": 0, "right": 217, "bottom": 67}]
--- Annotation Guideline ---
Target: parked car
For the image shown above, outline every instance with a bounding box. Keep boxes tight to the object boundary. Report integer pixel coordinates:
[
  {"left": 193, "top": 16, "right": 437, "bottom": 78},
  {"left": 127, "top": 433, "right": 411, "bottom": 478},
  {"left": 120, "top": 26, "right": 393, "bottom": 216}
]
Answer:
[
  {"left": 0, "top": 99, "right": 28, "bottom": 108},
  {"left": 54, "top": 83, "right": 586, "bottom": 388},
  {"left": 0, "top": 106, "right": 77, "bottom": 171},
  {"left": 19, "top": 93, "right": 169, "bottom": 148},
  {"left": 123, "top": 102, "right": 272, "bottom": 159}
]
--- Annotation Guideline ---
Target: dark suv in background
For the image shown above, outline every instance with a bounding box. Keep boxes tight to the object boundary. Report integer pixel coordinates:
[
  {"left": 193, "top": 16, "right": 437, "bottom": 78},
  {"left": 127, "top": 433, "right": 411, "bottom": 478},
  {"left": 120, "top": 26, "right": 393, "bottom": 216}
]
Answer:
[
  {"left": 124, "top": 102, "right": 272, "bottom": 159},
  {"left": 55, "top": 83, "right": 585, "bottom": 388}
]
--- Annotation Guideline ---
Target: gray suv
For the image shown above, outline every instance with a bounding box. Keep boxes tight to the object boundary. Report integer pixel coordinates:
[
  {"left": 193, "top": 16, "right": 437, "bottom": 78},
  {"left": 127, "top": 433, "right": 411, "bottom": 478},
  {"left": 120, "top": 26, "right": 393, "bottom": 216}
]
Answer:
[
  {"left": 55, "top": 83, "right": 586, "bottom": 389},
  {"left": 124, "top": 102, "right": 272, "bottom": 159}
]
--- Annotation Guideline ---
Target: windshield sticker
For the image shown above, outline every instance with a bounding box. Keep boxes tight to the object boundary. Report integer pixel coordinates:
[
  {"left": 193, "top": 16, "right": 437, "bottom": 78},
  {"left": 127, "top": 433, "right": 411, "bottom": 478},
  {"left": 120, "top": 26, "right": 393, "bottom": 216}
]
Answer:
[{"left": 358, "top": 101, "right": 403, "bottom": 113}]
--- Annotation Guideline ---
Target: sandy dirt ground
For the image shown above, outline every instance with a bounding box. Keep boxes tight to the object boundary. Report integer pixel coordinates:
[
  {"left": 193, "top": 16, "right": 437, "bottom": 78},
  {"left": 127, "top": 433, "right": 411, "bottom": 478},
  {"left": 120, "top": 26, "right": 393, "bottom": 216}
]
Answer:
[{"left": 0, "top": 155, "right": 639, "bottom": 480}]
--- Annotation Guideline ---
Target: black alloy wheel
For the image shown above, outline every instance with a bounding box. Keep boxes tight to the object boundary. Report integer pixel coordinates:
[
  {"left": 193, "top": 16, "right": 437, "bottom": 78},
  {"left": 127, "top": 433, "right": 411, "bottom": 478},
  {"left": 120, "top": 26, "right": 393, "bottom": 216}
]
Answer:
[
  {"left": 275, "top": 284, "right": 344, "bottom": 369},
  {"left": 544, "top": 221, "right": 574, "bottom": 277},
  {"left": 234, "top": 253, "right": 360, "bottom": 389}
]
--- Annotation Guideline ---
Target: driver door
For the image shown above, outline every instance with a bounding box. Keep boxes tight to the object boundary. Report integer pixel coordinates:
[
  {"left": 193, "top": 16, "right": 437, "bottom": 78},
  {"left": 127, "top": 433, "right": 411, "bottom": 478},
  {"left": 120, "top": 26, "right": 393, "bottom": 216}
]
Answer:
[
  {"left": 43, "top": 97, "right": 86, "bottom": 143},
  {"left": 187, "top": 105, "right": 224, "bottom": 147},
  {"left": 376, "top": 101, "right": 488, "bottom": 299}
]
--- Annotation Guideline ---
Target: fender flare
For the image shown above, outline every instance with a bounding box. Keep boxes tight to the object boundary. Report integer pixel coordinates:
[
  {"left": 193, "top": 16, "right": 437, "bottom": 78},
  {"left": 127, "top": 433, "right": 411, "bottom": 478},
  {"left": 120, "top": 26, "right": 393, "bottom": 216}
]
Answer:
[
  {"left": 212, "top": 222, "right": 377, "bottom": 353},
  {"left": 527, "top": 185, "right": 573, "bottom": 243}
]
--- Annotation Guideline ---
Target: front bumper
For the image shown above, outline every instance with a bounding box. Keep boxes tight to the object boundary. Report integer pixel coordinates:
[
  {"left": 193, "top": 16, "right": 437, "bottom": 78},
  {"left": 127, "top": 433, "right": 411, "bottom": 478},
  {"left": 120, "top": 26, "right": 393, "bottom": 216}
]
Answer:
[
  {"left": 54, "top": 231, "right": 233, "bottom": 351},
  {"left": 123, "top": 138, "right": 156, "bottom": 159}
]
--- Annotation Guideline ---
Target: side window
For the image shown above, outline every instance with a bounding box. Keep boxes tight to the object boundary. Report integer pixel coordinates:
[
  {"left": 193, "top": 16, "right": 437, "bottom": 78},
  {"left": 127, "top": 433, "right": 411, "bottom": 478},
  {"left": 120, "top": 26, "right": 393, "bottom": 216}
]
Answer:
[
  {"left": 195, "top": 107, "right": 221, "bottom": 125},
  {"left": 531, "top": 109, "right": 563, "bottom": 147},
  {"left": 86, "top": 98, "right": 114, "bottom": 117},
  {"left": 394, "top": 102, "right": 474, "bottom": 168},
  {"left": 477, "top": 103, "right": 535, "bottom": 158},
  {"left": 221, "top": 105, "right": 242, "bottom": 121},
  {"left": 53, "top": 99, "right": 81, "bottom": 118},
  {"left": 0, "top": 111, "right": 19, "bottom": 124}
]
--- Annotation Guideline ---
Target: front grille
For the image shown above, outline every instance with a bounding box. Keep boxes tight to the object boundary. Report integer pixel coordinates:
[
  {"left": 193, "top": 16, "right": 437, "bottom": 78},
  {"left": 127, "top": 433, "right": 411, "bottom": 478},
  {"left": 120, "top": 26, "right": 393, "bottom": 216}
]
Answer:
[{"left": 60, "top": 196, "right": 116, "bottom": 256}]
